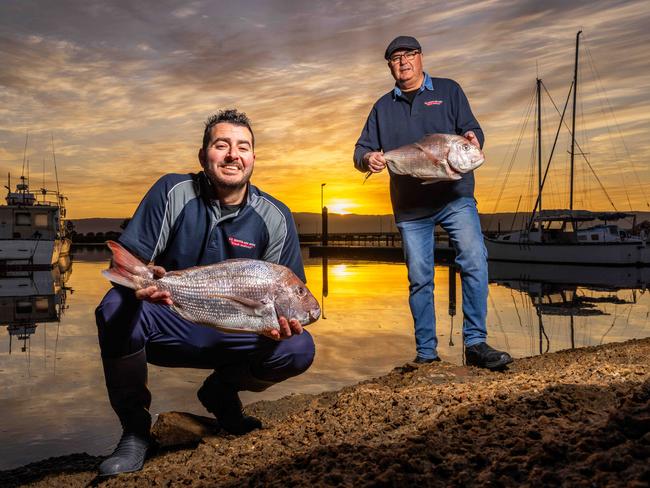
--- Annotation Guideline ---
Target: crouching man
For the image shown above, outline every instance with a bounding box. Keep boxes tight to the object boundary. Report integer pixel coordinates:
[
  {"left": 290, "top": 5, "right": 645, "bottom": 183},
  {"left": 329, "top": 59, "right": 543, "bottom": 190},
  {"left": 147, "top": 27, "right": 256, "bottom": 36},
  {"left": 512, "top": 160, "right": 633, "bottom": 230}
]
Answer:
[{"left": 96, "top": 109, "right": 315, "bottom": 476}]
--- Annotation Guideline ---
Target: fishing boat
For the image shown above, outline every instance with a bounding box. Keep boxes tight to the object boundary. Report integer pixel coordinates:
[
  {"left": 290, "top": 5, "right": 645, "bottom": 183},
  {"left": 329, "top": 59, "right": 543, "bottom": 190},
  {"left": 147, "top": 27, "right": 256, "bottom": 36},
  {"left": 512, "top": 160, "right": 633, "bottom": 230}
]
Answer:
[
  {"left": 484, "top": 32, "right": 650, "bottom": 265},
  {"left": 0, "top": 133, "right": 71, "bottom": 268},
  {"left": 0, "top": 174, "right": 71, "bottom": 267}
]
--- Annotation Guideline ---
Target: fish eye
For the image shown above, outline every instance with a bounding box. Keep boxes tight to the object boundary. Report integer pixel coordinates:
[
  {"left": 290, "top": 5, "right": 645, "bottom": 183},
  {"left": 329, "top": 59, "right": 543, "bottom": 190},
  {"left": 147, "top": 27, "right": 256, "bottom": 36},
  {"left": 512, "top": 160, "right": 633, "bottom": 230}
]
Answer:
[
  {"left": 462, "top": 144, "right": 470, "bottom": 150},
  {"left": 296, "top": 286, "right": 307, "bottom": 297}
]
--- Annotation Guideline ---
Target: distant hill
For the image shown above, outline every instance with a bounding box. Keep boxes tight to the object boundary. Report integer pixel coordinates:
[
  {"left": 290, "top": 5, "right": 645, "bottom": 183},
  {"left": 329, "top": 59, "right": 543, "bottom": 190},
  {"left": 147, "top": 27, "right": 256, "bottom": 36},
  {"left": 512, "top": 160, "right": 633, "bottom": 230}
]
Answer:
[
  {"left": 291, "top": 211, "right": 650, "bottom": 234},
  {"left": 292, "top": 212, "right": 398, "bottom": 234},
  {"left": 71, "top": 211, "right": 650, "bottom": 236},
  {"left": 70, "top": 218, "right": 126, "bottom": 235},
  {"left": 69, "top": 214, "right": 399, "bottom": 236}
]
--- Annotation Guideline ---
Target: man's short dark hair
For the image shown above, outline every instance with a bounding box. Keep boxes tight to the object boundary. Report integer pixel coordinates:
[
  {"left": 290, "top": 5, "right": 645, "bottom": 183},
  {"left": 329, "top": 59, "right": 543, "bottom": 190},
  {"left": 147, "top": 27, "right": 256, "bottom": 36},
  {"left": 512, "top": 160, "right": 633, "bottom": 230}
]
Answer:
[{"left": 202, "top": 109, "right": 255, "bottom": 152}]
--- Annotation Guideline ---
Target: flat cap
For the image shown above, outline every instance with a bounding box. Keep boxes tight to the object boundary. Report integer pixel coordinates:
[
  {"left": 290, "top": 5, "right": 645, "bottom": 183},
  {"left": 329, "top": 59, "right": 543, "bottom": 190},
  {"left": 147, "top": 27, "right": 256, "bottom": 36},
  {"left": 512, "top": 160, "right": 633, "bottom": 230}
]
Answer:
[{"left": 384, "top": 36, "right": 421, "bottom": 60}]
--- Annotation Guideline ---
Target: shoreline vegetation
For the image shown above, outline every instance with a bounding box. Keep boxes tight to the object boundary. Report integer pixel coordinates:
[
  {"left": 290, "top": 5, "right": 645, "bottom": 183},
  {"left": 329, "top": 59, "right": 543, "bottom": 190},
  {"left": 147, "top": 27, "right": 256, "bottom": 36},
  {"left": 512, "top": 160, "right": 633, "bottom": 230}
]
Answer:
[{"left": 1, "top": 337, "right": 648, "bottom": 487}]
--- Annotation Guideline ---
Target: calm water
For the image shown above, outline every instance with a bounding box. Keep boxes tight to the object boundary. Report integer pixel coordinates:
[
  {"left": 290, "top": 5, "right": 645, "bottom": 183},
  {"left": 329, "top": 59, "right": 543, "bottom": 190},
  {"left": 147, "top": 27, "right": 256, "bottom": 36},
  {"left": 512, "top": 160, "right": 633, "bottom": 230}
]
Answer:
[{"left": 1, "top": 247, "right": 649, "bottom": 470}]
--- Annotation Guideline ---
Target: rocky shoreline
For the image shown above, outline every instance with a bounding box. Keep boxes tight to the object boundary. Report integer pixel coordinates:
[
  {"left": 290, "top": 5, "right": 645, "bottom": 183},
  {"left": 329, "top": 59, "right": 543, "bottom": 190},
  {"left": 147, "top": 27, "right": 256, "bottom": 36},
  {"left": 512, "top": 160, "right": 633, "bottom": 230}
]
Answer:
[{"left": 2, "top": 338, "right": 649, "bottom": 487}]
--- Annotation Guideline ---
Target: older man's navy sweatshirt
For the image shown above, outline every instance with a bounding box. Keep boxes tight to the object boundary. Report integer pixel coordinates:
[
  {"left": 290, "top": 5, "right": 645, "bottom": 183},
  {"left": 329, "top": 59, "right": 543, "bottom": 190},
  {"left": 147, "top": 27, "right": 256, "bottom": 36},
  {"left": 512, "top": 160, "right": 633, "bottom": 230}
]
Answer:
[{"left": 354, "top": 73, "right": 484, "bottom": 222}]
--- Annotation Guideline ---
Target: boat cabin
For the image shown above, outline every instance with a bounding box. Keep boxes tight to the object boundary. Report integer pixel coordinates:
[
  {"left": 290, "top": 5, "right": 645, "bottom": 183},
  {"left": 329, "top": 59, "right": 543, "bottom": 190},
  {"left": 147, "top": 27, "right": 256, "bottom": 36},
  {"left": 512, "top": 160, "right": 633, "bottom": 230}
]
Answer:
[
  {"left": 494, "top": 210, "right": 640, "bottom": 245},
  {"left": 0, "top": 204, "right": 60, "bottom": 241}
]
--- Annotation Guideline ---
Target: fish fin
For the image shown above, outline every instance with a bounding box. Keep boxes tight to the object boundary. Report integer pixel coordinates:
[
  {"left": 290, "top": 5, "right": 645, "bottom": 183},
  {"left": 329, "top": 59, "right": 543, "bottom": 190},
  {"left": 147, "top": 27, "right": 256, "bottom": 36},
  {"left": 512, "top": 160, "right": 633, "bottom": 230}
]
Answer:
[
  {"left": 440, "top": 159, "right": 463, "bottom": 180},
  {"left": 101, "top": 269, "right": 137, "bottom": 289},
  {"left": 363, "top": 171, "right": 372, "bottom": 184},
  {"left": 413, "top": 142, "right": 438, "bottom": 162},
  {"left": 206, "top": 294, "right": 271, "bottom": 316},
  {"left": 104, "top": 240, "right": 153, "bottom": 280}
]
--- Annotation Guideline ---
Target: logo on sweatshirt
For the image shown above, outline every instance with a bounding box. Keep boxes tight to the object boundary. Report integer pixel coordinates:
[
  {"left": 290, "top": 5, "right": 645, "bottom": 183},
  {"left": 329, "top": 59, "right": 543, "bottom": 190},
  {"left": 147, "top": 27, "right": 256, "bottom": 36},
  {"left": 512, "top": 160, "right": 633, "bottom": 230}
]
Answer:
[
  {"left": 228, "top": 236, "right": 256, "bottom": 249},
  {"left": 424, "top": 100, "right": 443, "bottom": 106}
]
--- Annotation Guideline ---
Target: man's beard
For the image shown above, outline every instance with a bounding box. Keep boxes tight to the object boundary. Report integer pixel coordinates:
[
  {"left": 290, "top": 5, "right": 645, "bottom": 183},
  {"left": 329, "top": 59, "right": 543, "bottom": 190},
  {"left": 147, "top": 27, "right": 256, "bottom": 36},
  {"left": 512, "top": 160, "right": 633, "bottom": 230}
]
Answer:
[{"left": 206, "top": 167, "right": 253, "bottom": 190}]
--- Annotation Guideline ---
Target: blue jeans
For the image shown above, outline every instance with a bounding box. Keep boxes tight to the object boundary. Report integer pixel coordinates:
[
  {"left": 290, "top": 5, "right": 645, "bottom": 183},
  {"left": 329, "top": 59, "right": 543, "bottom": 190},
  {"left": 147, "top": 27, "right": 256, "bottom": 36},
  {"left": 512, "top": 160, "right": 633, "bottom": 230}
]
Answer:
[{"left": 397, "top": 197, "right": 488, "bottom": 359}]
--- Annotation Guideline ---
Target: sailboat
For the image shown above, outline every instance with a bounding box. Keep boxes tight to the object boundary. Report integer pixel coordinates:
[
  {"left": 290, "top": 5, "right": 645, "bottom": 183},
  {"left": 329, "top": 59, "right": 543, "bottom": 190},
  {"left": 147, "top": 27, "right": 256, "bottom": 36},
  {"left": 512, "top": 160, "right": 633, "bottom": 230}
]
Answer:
[
  {"left": 0, "top": 135, "right": 71, "bottom": 267},
  {"left": 484, "top": 32, "right": 650, "bottom": 265}
]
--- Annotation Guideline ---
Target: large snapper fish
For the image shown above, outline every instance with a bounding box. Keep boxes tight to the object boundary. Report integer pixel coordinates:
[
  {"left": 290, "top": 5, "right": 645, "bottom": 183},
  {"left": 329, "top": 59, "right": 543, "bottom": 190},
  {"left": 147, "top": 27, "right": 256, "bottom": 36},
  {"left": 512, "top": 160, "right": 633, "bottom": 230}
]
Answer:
[
  {"left": 368, "top": 133, "right": 484, "bottom": 184},
  {"left": 102, "top": 241, "right": 320, "bottom": 333}
]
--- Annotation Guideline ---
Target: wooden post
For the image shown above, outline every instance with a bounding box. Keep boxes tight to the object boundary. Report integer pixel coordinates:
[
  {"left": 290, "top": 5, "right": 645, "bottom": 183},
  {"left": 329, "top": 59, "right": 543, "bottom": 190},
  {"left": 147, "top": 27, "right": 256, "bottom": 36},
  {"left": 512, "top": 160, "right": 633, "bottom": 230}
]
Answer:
[{"left": 321, "top": 206, "right": 328, "bottom": 246}]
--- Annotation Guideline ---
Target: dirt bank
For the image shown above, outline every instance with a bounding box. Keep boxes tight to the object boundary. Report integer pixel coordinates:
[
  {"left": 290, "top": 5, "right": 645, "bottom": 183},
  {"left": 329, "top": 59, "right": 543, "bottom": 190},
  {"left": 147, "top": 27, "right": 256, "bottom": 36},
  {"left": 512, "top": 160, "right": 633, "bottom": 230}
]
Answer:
[{"left": 2, "top": 338, "right": 649, "bottom": 487}]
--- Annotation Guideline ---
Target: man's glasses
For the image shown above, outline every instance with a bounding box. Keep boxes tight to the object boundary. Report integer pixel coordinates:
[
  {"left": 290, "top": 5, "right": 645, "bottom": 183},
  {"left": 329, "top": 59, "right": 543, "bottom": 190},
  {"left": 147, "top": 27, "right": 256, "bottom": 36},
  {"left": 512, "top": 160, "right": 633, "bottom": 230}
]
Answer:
[{"left": 389, "top": 50, "right": 420, "bottom": 64}]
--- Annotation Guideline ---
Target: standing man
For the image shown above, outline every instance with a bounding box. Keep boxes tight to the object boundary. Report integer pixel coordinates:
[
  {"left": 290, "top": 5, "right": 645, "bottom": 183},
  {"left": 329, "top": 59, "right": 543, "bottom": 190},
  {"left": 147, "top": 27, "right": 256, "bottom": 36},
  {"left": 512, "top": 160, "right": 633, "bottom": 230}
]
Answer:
[
  {"left": 96, "top": 109, "right": 315, "bottom": 476},
  {"left": 354, "top": 36, "right": 511, "bottom": 369}
]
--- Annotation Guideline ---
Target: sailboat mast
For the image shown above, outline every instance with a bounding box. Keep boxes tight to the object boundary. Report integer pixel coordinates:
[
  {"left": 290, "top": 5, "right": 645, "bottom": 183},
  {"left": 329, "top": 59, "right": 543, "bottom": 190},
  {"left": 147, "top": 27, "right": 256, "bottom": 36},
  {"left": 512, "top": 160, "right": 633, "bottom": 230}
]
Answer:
[
  {"left": 570, "top": 30, "right": 582, "bottom": 212},
  {"left": 537, "top": 77, "right": 542, "bottom": 214}
]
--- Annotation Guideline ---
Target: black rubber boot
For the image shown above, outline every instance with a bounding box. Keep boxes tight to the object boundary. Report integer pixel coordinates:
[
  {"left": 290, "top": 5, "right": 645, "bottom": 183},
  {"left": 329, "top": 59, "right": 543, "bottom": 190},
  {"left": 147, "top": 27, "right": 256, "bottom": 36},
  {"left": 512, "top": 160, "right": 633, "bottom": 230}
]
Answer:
[
  {"left": 98, "top": 432, "right": 150, "bottom": 476},
  {"left": 197, "top": 365, "right": 270, "bottom": 435},
  {"left": 98, "top": 348, "right": 152, "bottom": 476}
]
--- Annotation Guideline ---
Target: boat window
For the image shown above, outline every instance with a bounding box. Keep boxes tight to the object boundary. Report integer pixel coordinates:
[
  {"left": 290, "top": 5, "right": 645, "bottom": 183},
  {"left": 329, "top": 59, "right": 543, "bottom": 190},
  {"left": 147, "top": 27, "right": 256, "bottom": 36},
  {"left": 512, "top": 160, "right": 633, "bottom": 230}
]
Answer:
[
  {"left": 15, "top": 213, "right": 31, "bottom": 226},
  {"left": 591, "top": 234, "right": 599, "bottom": 241},
  {"left": 34, "top": 297, "right": 50, "bottom": 312},
  {"left": 16, "top": 300, "right": 33, "bottom": 314},
  {"left": 503, "top": 235, "right": 511, "bottom": 241},
  {"left": 34, "top": 213, "right": 49, "bottom": 228}
]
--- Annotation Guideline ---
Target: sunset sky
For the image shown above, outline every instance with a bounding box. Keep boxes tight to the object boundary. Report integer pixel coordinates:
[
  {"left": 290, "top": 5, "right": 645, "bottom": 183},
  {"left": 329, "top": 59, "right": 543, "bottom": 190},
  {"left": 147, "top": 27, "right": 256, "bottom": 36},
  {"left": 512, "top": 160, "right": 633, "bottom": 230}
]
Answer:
[{"left": 1, "top": 0, "right": 649, "bottom": 219}]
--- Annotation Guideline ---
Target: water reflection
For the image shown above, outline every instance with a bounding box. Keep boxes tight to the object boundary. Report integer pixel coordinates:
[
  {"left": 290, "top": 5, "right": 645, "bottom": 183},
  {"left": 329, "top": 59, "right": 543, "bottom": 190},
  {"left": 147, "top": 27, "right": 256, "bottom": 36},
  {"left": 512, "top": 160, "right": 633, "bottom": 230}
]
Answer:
[
  {"left": 0, "top": 257, "right": 72, "bottom": 355},
  {"left": 487, "top": 261, "right": 649, "bottom": 355},
  {"left": 0, "top": 249, "right": 648, "bottom": 471},
  {"left": 321, "top": 256, "right": 328, "bottom": 319}
]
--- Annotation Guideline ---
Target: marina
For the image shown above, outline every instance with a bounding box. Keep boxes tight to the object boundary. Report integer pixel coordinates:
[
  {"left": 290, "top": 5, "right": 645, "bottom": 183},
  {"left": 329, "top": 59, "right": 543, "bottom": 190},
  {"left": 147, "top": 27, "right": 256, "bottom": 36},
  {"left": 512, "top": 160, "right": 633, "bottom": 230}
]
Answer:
[{"left": 0, "top": 247, "right": 648, "bottom": 472}]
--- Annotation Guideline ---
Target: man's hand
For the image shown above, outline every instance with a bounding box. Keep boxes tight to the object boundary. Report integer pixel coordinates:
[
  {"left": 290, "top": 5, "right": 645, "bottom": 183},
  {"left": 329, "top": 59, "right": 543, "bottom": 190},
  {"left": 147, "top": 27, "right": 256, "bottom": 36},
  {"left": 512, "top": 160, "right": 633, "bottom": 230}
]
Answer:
[
  {"left": 262, "top": 317, "right": 303, "bottom": 341},
  {"left": 134, "top": 265, "right": 173, "bottom": 305},
  {"left": 464, "top": 131, "right": 481, "bottom": 149},
  {"left": 363, "top": 151, "right": 387, "bottom": 173}
]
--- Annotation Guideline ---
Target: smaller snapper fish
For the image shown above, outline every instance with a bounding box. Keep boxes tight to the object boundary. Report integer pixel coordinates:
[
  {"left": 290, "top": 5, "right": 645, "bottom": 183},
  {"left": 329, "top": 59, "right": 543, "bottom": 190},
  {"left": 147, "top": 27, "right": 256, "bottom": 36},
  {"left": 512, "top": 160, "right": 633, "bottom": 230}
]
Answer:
[
  {"left": 365, "top": 133, "right": 484, "bottom": 184},
  {"left": 102, "top": 241, "right": 321, "bottom": 334}
]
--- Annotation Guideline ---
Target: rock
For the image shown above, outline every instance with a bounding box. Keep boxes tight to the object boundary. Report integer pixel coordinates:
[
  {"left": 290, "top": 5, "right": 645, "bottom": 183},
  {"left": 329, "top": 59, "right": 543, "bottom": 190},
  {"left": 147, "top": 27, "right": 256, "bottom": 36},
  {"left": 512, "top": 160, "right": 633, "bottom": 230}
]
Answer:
[{"left": 151, "top": 411, "right": 220, "bottom": 448}]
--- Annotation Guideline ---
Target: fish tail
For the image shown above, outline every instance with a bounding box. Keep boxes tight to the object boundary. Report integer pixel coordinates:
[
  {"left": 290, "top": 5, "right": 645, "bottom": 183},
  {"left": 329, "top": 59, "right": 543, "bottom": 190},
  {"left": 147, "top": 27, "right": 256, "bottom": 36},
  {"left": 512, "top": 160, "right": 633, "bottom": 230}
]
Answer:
[
  {"left": 103, "top": 240, "right": 153, "bottom": 289},
  {"left": 101, "top": 269, "right": 139, "bottom": 289}
]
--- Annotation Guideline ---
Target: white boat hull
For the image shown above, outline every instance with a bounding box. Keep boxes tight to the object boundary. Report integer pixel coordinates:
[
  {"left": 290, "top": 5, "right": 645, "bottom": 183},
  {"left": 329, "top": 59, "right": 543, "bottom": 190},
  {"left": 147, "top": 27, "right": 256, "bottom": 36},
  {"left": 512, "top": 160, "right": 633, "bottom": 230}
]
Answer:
[
  {"left": 0, "top": 239, "right": 62, "bottom": 266},
  {"left": 484, "top": 237, "right": 650, "bottom": 265}
]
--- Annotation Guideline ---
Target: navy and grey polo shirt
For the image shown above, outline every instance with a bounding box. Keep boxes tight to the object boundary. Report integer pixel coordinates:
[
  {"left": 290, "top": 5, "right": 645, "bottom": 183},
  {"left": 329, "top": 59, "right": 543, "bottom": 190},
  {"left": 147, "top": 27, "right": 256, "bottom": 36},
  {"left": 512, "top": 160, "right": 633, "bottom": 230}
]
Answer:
[
  {"left": 354, "top": 73, "right": 484, "bottom": 222},
  {"left": 119, "top": 172, "right": 306, "bottom": 282}
]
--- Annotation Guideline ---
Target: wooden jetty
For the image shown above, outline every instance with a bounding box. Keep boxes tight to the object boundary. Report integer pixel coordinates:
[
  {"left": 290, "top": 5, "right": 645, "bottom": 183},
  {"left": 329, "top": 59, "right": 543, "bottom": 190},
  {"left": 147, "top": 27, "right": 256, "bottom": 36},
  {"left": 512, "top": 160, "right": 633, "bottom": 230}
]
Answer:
[
  {"left": 304, "top": 208, "right": 456, "bottom": 263},
  {"left": 306, "top": 231, "right": 456, "bottom": 264}
]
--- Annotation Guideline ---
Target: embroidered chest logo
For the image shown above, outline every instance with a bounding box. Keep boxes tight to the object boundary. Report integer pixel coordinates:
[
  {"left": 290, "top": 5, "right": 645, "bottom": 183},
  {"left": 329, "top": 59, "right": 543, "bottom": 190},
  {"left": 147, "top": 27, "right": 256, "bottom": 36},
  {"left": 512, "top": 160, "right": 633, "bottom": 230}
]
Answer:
[
  {"left": 424, "top": 100, "right": 443, "bottom": 106},
  {"left": 228, "top": 236, "right": 256, "bottom": 249}
]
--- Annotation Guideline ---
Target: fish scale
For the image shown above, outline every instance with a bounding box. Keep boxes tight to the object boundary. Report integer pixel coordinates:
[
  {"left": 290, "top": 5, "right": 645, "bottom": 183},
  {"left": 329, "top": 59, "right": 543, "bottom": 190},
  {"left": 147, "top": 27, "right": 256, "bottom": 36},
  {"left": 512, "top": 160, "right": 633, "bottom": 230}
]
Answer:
[
  {"left": 383, "top": 133, "right": 484, "bottom": 183},
  {"left": 102, "top": 241, "right": 321, "bottom": 333}
]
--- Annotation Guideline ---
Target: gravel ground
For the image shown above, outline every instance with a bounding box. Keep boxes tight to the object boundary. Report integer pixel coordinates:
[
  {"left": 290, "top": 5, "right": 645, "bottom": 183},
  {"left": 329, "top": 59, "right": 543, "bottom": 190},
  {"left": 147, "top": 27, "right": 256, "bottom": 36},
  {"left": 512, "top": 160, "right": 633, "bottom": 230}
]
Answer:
[{"left": 2, "top": 338, "right": 649, "bottom": 487}]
